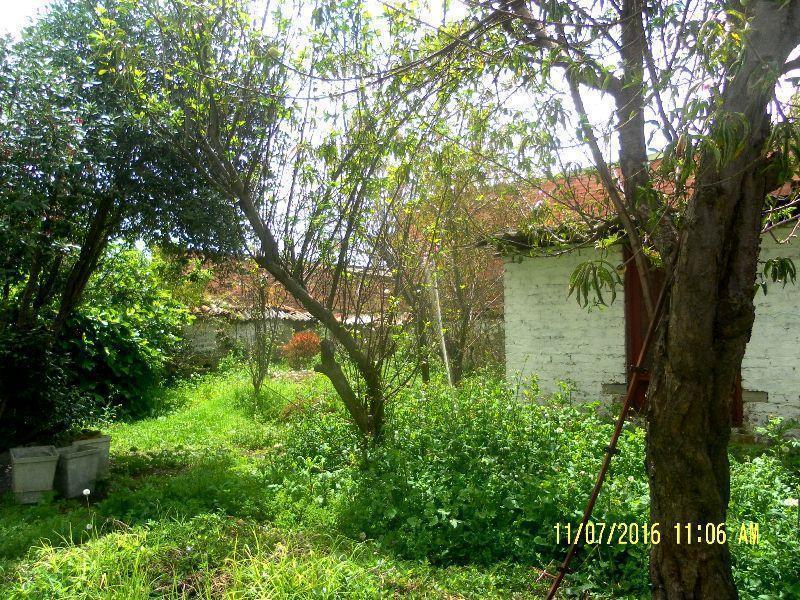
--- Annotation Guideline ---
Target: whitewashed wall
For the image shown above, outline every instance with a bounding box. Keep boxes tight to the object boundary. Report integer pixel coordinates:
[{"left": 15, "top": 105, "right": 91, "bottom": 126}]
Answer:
[
  {"left": 504, "top": 247, "right": 627, "bottom": 401},
  {"left": 504, "top": 233, "right": 800, "bottom": 425},
  {"left": 743, "top": 233, "right": 800, "bottom": 423},
  {"left": 182, "top": 317, "right": 300, "bottom": 368}
]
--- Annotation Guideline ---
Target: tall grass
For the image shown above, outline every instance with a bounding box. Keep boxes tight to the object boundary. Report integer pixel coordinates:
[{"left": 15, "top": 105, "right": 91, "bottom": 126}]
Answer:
[{"left": 2, "top": 368, "right": 797, "bottom": 598}]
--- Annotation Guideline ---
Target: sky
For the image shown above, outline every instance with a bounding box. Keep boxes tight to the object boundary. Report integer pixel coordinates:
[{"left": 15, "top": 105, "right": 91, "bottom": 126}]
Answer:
[
  {"left": 2, "top": 0, "right": 796, "bottom": 171},
  {"left": 0, "top": 0, "right": 49, "bottom": 37}
]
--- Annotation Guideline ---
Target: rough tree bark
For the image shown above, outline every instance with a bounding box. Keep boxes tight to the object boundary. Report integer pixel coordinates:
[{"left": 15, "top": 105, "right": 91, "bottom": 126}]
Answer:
[
  {"left": 488, "top": 0, "right": 798, "bottom": 595},
  {"left": 645, "top": 2, "right": 800, "bottom": 597},
  {"left": 51, "top": 195, "right": 119, "bottom": 337}
]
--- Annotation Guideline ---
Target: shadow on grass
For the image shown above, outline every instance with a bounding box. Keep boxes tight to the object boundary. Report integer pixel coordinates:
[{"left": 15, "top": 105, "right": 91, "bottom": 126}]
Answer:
[
  {"left": 98, "top": 451, "right": 274, "bottom": 525},
  {"left": 0, "top": 449, "right": 273, "bottom": 567}
]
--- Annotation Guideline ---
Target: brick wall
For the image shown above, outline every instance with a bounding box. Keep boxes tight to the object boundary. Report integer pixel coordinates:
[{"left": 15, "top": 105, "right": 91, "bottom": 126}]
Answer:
[
  {"left": 504, "top": 247, "right": 626, "bottom": 401},
  {"left": 743, "top": 233, "right": 800, "bottom": 423},
  {"left": 504, "top": 234, "right": 800, "bottom": 425}
]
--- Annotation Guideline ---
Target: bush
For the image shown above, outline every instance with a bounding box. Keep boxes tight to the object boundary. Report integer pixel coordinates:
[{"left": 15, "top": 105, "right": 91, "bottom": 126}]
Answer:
[
  {"left": 261, "top": 373, "right": 800, "bottom": 598},
  {"left": 0, "top": 245, "right": 191, "bottom": 448},
  {"left": 75, "top": 245, "right": 191, "bottom": 417},
  {"left": 338, "top": 378, "right": 650, "bottom": 589},
  {"left": 0, "top": 327, "right": 99, "bottom": 448},
  {"left": 280, "top": 331, "right": 321, "bottom": 369}
]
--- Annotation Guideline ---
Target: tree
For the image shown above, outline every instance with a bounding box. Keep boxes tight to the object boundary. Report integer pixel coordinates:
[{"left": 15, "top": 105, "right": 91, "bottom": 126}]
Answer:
[
  {"left": 242, "top": 264, "right": 285, "bottom": 409},
  {"left": 413, "top": 0, "right": 800, "bottom": 595},
  {"left": 97, "top": 0, "right": 453, "bottom": 439},
  {"left": 0, "top": 0, "right": 239, "bottom": 336},
  {"left": 415, "top": 142, "right": 516, "bottom": 383},
  {"left": 0, "top": 0, "right": 239, "bottom": 435}
]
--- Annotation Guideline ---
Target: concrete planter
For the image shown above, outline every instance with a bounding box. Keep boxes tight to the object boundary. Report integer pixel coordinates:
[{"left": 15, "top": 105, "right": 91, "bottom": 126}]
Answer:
[
  {"left": 72, "top": 435, "right": 111, "bottom": 479},
  {"left": 10, "top": 446, "right": 59, "bottom": 504},
  {"left": 55, "top": 445, "right": 99, "bottom": 498}
]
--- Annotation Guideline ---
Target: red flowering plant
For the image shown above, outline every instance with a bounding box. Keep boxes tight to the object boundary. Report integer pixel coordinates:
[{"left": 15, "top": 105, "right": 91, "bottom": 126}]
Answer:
[{"left": 281, "top": 331, "right": 321, "bottom": 369}]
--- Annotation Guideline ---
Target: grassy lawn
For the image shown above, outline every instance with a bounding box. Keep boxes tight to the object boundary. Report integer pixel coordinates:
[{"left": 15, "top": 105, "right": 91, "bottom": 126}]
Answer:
[
  {"left": 0, "top": 370, "right": 542, "bottom": 599},
  {"left": 2, "top": 368, "right": 798, "bottom": 599}
]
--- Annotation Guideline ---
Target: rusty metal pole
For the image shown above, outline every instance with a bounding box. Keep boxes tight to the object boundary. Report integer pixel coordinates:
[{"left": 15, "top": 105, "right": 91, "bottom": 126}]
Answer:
[{"left": 544, "top": 281, "right": 669, "bottom": 600}]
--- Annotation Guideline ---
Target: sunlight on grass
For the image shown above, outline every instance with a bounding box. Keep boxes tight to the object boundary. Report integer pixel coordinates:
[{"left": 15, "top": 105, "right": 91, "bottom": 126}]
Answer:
[
  {"left": 1, "top": 369, "right": 542, "bottom": 599},
  {"left": 2, "top": 368, "right": 796, "bottom": 599},
  {"left": 5, "top": 513, "right": 539, "bottom": 599}
]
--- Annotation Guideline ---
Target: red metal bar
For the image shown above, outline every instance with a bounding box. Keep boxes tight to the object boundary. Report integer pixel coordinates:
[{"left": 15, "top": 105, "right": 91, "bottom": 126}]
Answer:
[{"left": 544, "top": 281, "right": 669, "bottom": 600}]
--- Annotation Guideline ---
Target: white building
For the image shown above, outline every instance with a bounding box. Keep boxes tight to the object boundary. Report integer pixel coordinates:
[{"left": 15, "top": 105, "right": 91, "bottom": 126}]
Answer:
[{"left": 501, "top": 229, "right": 799, "bottom": 427}]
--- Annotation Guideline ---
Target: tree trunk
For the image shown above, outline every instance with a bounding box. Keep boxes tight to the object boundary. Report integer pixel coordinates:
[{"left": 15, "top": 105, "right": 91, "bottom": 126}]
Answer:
[
  {"left": 52, "top": 195, "right": 118, "bottom": 337},
  {"left": 16, "top": 247, "right": 44, "bottom": 329},
  {"left": 250, "top": 246, "right": 385, "bottom": 438},
  {"left": 427, "top": 262, "right": 453, "bottom": 385},
  {"left": 646, "top": 3, "right": 799, "bottom": 597},
  {"left": 410, "top": 299, "right": 432, "bottom": 383}
]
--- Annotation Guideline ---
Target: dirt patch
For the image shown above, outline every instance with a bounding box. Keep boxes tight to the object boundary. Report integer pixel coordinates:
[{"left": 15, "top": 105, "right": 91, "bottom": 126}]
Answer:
[{"left": 276, "top": 369, "right": 316, "bottom": 383}]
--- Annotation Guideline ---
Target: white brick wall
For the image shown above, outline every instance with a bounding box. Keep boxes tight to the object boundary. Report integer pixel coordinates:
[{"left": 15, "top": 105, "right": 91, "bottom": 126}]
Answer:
[
  {"left": 505, "top": 234, "right": 800, "bottom": 424},
  {"left": 743, "top": 233, "right": 800, "bottom": 423},
  {"left": 504, "top": 247, "right": 626, "bottom": 401}
]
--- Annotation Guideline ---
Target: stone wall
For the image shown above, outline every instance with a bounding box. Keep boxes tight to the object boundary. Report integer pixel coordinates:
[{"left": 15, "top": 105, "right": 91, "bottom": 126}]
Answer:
[{"left": 182, "top": 316, "right": 305, "bottom": 369}]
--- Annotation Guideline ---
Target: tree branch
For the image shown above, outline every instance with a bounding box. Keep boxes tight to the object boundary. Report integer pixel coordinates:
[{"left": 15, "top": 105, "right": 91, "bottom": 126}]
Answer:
[{"left": 568, "top": 77, "right": 655, "bottom": 319}]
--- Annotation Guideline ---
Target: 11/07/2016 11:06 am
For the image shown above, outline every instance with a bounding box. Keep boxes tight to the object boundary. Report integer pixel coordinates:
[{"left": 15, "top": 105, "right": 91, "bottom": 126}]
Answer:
[{"left": 554, "top": 522, "right": 760, "bottom": 546}]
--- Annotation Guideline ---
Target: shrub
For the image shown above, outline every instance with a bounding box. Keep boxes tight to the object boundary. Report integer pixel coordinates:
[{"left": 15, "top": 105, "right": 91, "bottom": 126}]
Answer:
[
  {"left": 0, "top": 326, "right": 98, "bottom": 448},
  {"left": 262, "top": 376, "right": 650, "bottom": 593},
  {"left": 338, "top": 379, "right": 649, "bottom": 583},
  {"left": 0, "top": 245, "right": 191, "bottom": 448},
  {"left": 66, "top": 246, "right": 191, "bottom": 418},
  {"left": 261, "top": 373, "right": 800, "bottom": 598},
  {"left": 281, "top": 331, "right": 321, "bottom": 369}
]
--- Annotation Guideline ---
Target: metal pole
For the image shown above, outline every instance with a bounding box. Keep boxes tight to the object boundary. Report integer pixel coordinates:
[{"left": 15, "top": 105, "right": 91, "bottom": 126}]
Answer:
[{"left": 544, "top": 281, "right": 669, "bottom": 599}]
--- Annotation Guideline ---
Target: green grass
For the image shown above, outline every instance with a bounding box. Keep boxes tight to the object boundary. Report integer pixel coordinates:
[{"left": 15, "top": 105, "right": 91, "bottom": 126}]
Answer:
[
  {"left": 0, "top": 370, "right": 543, "bottom": 599},
  {"left": 2, "top": 368, "right": 797, "bottom": 599}
]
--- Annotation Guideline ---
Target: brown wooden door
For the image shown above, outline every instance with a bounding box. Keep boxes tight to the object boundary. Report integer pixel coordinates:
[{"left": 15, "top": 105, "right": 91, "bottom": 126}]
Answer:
[
  {"left": 622, "top": 246, "right": 743, "bottom": 424},
  {"left": 623, "top": 246, "right": 662, "bottom": 411}
]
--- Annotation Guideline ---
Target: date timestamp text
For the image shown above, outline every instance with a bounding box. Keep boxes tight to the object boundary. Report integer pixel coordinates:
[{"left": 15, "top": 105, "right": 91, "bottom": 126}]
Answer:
[{"left": 554, "top": 522, "right": 759, "bottom": 546}]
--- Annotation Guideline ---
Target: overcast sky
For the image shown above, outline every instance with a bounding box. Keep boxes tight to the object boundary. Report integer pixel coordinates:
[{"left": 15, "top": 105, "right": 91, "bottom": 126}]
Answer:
[{"left": 0, "top": 0, "right": 49, "bottom": 36}]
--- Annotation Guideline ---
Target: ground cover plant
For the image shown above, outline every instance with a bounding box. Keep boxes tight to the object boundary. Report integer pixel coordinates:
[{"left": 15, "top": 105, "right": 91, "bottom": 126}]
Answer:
[
  {"left": 1, "top": 368, "right": 797, "bottom": 598},
  {"left": 2, "top": 0, "right": 800, "bottom": 594}
]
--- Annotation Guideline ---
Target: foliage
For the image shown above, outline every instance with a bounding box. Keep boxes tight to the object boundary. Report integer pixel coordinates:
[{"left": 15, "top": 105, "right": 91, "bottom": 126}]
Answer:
[
  {"left": 0, "top": 0, "right": 237, "bottom": 331},
  {"left": 336, "top": 378, "right": 652, "bottom": 594},
  {"left": 568, "top": 259, "right": 623, "bottom": 308},
  {"left": 147, "top": 249, "right": 214, "bottom": 308},
  {"left": 241, "top": 267, "right": 285, "bottom": 405},
  {"left": 0, "top": 326, "right": 99, "bottom": 448},
  {"left": 753, "top": 417, "right": 800, "bottom": 473},
  {"left": 0, "top": 245, "right": 190, "bottom": 447},
  {"left": 72, "top": 244, "right": 192, "bottom": 415},
  {"left": 0, "top": 0, "right": 236, "bottom": 446},
  {"left": 0, "top": 370, "right": 541, "bottom": 599},
  {"left": 755, "top": 256, "right": 798, "bottom": 295},
  {"left": 262, "top": 373, "right": 800, "bottom": 598},
  {"left": 91, "top": 0, "right": 470, "bottom": 438},
  {"left": 1, "top": 369, "right": 797, "bottom": 598},
  {"left": 280, "top": 331, "right": 322, "bottom": 369},
  {"left": 406, "top": 140, "right": 511, "bottom": 383}
]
